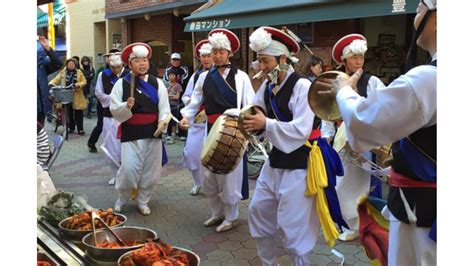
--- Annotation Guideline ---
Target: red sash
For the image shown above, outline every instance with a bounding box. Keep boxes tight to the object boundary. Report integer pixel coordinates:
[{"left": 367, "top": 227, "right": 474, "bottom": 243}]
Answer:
[
  {"left": 308, "top": 129, "right": 321, "bottom": 140},
  {"left": 117, "top": 113, "right": 158, "bottom": 139},
  {"left": 207, "top": 113, "right": 222, "bottom": 124},
  {"left": 389, "top": 168, "right": 437, "bottom": 189}
]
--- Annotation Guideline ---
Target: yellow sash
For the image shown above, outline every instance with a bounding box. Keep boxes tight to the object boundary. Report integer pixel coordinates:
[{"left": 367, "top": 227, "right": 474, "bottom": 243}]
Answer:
[{"left": 304, "top": 140, "right": 339, "bottom": 247}]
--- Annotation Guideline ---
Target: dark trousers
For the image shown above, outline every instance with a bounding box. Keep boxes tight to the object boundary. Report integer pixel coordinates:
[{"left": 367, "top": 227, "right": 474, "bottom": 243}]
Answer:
[
  {"left": 88, "top": 100, "right": 103, "bottom": 145},
  {"left": 67, "top": 104, "right": 84, "bottom": 132}
]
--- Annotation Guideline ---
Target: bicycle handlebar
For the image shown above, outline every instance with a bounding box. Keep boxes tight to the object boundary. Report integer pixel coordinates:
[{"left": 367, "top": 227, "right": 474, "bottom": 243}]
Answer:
[{"left": 50, "top": 84, "right": 75, "bottom": 90}]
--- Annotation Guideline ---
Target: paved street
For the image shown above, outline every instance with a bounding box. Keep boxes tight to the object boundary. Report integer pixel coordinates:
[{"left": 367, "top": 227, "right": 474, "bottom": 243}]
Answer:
[{"left": 46, "top": 115, "right": 371, "bottom": 266}]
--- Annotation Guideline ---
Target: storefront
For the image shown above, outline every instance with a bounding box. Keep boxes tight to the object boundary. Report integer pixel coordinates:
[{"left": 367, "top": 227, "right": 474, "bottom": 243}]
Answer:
[{"left": 184, "top": 0, "right": 425, "bottom": 84}]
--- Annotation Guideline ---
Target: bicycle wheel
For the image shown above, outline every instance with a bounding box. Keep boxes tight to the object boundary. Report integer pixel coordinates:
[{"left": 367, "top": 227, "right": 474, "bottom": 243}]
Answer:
[
  {"left": 247, "top": 159, "right": 264, "bottom": 180},
  {"left": 63, "top": 104, "right": 69, "bottom": 140}
]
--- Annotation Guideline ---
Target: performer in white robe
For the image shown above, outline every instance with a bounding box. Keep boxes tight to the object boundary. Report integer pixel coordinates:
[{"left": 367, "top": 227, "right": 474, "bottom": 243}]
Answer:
[
  {"left": 320, "top": 33, "right": 385, "bottom": 241},
  {"left": 182, "top": 40, "right": 213, "bottom": 196},
  {"left": 110, "top": 42, "right": 170, "bottom": 216},
  {"left": 180, "top": 29, "right": 255, "bottom": 232},
  {"left": 318, "top": 1, "right": 437, "bottom": 264},
  {"left": 245, "top": 26, "right": 321, "bottom": 266},
  {"left": 94, "top": 52, "right": 129, "bottom": 185}
]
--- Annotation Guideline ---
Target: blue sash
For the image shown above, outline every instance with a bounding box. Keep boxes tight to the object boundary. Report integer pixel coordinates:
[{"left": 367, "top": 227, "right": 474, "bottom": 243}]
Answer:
[
  {"left": 124, "top": 74, "right": 159, "bottom": 105},
  {"left": 400, "top": 137, "right": 436, "bottom": 182},
  {"left": 242, "top": 153, "right": 249, "bottom": 200},
  {"left": 267, "top": 83, "right": 289, "bottom": 121},
  {"left": 162, "top": 142, "right": 168, "bottom": 166},
  {"left": 317, "top": 138, "right": 349, "bottom": 230},
  {"left": 104, "top": 68, "right": 120, "bottom": 86},
  {"left": 209, "top": 67, "right": 237, "bottom": 107}
]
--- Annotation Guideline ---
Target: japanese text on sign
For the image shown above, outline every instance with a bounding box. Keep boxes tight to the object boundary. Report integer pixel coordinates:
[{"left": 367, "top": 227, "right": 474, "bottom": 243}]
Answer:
[{"left": 189, "top": 19, "right": 231, "bottom": 30}]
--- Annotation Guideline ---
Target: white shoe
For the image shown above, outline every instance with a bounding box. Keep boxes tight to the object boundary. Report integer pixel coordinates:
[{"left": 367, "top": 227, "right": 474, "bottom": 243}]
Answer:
[
  {"left": 138, "top": 205, "right": 151, "bottom": 216},
  {"left": 338, "top": 228, "right": 358, "bottom": 241},
  {"left": 108, "top": 177, "right": 116, "bottom": 185},
  {"left": 114, "top": 200, "right": 125, "bottom": 213},
  {"left": 190, "top": 185, "right": 201, "bottom": 195},
  {"left": 203, "top": 216, "right": 224, "bottom": 227},
  {"left": 216, "top": 220, "right": 237, "bottom": 233},
  {"left": 179, "top": 136, "right": 186, "bottom": 141}
]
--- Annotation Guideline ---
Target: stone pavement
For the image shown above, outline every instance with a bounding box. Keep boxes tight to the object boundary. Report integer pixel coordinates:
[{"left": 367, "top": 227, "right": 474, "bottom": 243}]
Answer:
[{"left": 45, "top": 116, "right": 371, "bottom": 266}]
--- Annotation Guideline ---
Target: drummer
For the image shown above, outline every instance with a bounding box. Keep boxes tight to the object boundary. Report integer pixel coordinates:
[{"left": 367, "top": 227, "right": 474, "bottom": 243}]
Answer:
[
  {"left": 181, "top": 39, "right": 214, "bottom": 196},
  {"left": 320, "top": 33, "right": 385, "bottom": 241},
  {"left": 319, "top": 0, "right": 437, "bottom": 264},
  {"left": 244, "top": 26, "right": 331, "bottom": 265},
  {"left": 109, "top": 42, "right": 171, "bottom": 216},
  {"left": 179, "top": 29, "right": 255, "bottom": 232}
]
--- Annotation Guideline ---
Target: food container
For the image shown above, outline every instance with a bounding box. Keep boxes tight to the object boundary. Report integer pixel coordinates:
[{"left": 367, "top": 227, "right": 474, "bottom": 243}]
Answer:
[
  {"left": 117, "top": 246, "right": 200, "bottom": 266},
  {"left": 58, "top": 213, "right": 126, "bottom": 241},
  {"left": 82, "top": 226, "right": 157, "bottom": 262}
]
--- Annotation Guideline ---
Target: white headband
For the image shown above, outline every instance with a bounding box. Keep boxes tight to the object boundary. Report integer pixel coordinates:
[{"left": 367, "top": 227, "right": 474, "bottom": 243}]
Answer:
[
  {"left": 341, "top": 39, "right": 367, "bottom": 60},
  {"left": 108, "top": 54, "right": 123, "bottom": 67},
  {"left": 129, "top": 45, "right": 149, "bottom": 61},
  {"left": 249, "top": 27, "right": 299, "bottom": 63},
  {"left": 208, "top": 32, "right": 231, "bottom": 51},
  {"left": 198, "top": 43, "right": 212, "bottom": 56}
]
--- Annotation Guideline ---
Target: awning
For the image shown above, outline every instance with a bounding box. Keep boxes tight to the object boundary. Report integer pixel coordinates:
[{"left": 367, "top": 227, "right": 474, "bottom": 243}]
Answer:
[
  {"left": 105, "top": 0, "right": 207, "bottom": 19},
  {"left": 184, "top": 0, "right": 417, "bottom": 32},
  {"left": 37, "top": 0, "right": 66, "bottom": 28}
]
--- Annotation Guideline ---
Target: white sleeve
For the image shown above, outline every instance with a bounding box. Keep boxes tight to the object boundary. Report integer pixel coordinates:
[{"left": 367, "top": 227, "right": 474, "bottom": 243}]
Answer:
[
  {"left": 240, "top": 71, "right": 256, "bottom": 107},
  {"left": 264, "top": 78, "right": 315, "bottom": 153},
  {"left": 321, "top": 120, "right": 336, "bottom": 138},
  {"left": 366, "top": 75, "right": 386, "bottom": 96},
  {"left": 109, "top": 79, "right": 132, "bottom": 123},
  {"left": 252, "top": 81, "right": 268, "bottom": 114},
  {"left": 181, "top": 71, "right": 207, "bottom": 120},
  {"left": 94, "top": 72, "right": 111, "bottom": 107},
  {"left": 157, "top": 78, "right": 171, "bottom": 121},
  {"left": 182, "top": 73, "right": 195, "bottom": 105},
  {"left": 336, "top": 65, "right": 437, "bottom": 153}
]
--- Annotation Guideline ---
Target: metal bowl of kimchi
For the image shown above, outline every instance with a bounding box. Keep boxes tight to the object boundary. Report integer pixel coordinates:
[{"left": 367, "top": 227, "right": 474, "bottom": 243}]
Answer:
[
  {"left": 117, "top": 239, "right": 200, "bottom": 266},
  {"left": 82, "top": 226, "right": 157, "bottom": 262}
]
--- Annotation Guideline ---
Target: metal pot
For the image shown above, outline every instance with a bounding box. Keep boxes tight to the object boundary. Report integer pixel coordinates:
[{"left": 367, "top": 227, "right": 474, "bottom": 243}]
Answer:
[
  {"left": 58, "top": 213, "right": 126, "bottom": 241},
  {"left": 82, "top": 226, "right": 157, "bottom": 262},
  {"left": 117, "top": 246, "right": 200, "bottom": 266}
]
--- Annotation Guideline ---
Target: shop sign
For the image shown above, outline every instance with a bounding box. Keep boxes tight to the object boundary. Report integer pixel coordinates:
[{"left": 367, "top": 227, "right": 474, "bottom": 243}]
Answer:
[
  {"left": 392, "top": 0, "right": 406, "bottom": 13},
  {"left": 189, "top": 19, "right": 232, "bottom": 31}
]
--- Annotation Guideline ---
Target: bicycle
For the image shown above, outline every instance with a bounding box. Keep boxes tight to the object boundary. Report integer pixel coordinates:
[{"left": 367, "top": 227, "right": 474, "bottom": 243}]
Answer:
[
  {"left": 246, "top": 138, "right": 272, "bottom": 180},
  {"left": 49, "top": 84, "right": 75, "bottom": 140}
]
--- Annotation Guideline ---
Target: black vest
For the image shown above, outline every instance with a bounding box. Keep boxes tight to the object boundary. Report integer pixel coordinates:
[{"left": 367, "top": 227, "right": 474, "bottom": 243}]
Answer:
[
  {"left": 356, "top": 72, "right": 372, "bottom": 97},
  {"left": 202, "top": 67, "right": 238, "bottom": 116},
  {"left": 120, "top": 75, "right": 160, "bottom": 142},
  {"left": 388, "top": 60, "right": 437, "bottom": 227},
  {"left": 102, "top": 69, "right": 129, "bottom": 117},
  {"left": 264, "top": 72, "right": 321, "bottom": 169}
]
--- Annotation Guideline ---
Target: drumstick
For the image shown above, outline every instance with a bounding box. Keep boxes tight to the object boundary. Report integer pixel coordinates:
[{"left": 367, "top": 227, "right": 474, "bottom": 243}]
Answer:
[
  {"left": 130, "top": 72, "right": 135, "bottom": 99},
  {"left": 282, "top": 26, "right": 314, "bottom": 56}
]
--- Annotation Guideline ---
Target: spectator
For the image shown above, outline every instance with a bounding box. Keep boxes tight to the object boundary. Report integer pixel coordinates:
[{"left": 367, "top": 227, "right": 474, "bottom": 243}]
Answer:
[
  {"left": 37, "top": 122, "right": 51, "bottom": 166},
  {"left": 49, "top": 58, "right": 88, "bottom": 135},
  {"left": 81, "top": 56, "right": 95, "bottom": 119},
  {"left": 304, "top": 55, "right": 324, "bottom": 82},
  {"left": 164, "top": 53, "right": 189, "bottom": 141},
  {"left": 37, "top": 35, "right": 63, "bottom": 125},
  {"left": 166, "top": 68, "right": 183, "bottom": 144}
]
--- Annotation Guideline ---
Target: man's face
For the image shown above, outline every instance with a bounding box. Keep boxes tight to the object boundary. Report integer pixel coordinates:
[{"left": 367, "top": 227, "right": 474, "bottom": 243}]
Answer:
[
  {"left": 169, "top": 73, "right": 177, "bottom": 82},
  {"left": 171, "top": 58, "right": 180, "bottom": 67},
  {"left": 414, "top": 1, "right": 436, "bottom": 50},
  {"left": 257, "top": 55, "right": 278, "bottom": 74},
  {"left": 343, "top": 54, "right": 365, "bottom": 74},
  {"left": 129, "top": 57, "right": 149, "bottom": 75},
  {"left": 200, "top": 54, "right": 213, "bottom": 69},
  {"left": 212, "top": 49, "right": 231, "bottom": 66},
  {"left": 110, "top": 65, "right": 123, "bottom": 76}
]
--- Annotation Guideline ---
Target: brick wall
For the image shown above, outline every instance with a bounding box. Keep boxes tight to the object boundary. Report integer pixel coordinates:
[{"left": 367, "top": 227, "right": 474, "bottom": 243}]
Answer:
[
  {"left": 105, "top": 0, "right": 176, "bottom": 15},
  {"left": 127, "top": 14, "right": 173, "bottom": 46}
]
